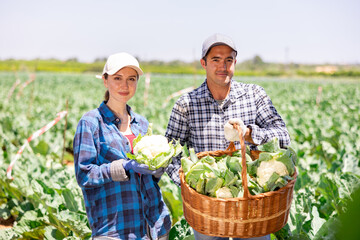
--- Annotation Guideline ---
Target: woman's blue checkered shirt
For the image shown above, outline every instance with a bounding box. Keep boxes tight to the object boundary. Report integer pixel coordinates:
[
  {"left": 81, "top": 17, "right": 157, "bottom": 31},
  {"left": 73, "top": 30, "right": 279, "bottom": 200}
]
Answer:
[{"left": 73, "top": 102, "right": 171, "bottom": 239}]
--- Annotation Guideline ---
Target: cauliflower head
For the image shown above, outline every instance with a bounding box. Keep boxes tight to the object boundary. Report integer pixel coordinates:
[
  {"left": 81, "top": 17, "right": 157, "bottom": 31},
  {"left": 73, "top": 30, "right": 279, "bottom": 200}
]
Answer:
[
  {"left": 256, "top": 159, "right": 288, "bottom": 187},
  {"left": 215, "top": 187, "right": 233, "bottom": 198},
  {"left": 133, "top": 135, "right": 170, "bottom": 159}
]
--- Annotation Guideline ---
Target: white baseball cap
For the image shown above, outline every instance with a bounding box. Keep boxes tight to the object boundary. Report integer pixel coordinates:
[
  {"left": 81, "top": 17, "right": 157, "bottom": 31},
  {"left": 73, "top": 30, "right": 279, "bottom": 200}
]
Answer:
[
  {"left": 202, "top": 33, "right": 237, "bottom": 58},
  {"left": 96, "top": 52, "right": 143, "bottom": 79}
]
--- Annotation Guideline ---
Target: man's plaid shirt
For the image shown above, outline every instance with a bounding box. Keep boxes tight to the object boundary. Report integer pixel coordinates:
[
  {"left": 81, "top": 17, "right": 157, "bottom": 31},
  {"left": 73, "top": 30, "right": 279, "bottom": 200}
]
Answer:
[{"left": 165, "top": 80, "right": 291, "bottom": 186}]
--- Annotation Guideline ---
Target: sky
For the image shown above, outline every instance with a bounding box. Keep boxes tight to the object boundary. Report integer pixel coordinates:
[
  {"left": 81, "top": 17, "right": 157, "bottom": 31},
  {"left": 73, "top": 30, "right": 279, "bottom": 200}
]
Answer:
[{"left": 1, "top": 0, "right": 359, "bottom": 64}]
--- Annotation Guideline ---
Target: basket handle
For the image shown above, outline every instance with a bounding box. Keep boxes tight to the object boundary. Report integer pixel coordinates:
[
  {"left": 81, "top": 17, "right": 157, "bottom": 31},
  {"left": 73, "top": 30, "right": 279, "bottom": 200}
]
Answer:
[
  {"left": 197, "top": 142, "right": 238, "bottom": 159},
  {"left": 233, "top": 124, "right": 252, "bottom": 199}
]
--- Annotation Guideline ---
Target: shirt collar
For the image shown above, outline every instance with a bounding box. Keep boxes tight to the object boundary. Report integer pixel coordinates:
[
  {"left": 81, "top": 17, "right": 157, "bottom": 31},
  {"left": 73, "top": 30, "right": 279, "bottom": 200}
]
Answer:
[
  {"left": 197, "top": 80, "right": 247, "bottom": 103},
  {"left": 98, "top": 101, "right": 138, "bottom": 125},
  {"left": 228, "top": 80, "right": 246, "bottom": 102},
  {"left": 197, "top": 81, "right": 215, "bottom": 103}
]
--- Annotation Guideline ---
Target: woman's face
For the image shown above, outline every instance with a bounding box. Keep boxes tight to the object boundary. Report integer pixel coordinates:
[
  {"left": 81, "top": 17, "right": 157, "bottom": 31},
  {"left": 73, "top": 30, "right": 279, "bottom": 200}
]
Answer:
[{"left": 103, "top": 67, "right": 138, "bottom": 105}]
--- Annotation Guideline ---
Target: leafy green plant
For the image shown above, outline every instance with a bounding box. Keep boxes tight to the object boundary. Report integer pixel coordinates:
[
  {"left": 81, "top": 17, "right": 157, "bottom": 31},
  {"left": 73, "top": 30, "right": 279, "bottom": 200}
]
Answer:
[{"left": 0, "top": 72, "right": 359, "bottom": 239}]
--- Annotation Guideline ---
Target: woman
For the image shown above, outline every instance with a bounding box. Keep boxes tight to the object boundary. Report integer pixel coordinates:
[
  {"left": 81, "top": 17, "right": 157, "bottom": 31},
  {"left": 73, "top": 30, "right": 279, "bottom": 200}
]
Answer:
[{"left": 73, "top": 52, "right": 171, "bottom": 240}]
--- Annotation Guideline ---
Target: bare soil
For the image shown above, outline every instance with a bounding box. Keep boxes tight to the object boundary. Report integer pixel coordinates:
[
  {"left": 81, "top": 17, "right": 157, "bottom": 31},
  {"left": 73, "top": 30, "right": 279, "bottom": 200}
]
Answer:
[{"left": 0, "top": 216, "right": 14, "bottom": 229}]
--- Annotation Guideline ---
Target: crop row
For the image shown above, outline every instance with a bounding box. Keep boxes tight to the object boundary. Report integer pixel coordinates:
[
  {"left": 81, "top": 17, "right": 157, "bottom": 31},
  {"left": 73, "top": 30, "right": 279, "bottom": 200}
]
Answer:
[{"left": 0, "top": 72, "right": 359, "bottom": 239}]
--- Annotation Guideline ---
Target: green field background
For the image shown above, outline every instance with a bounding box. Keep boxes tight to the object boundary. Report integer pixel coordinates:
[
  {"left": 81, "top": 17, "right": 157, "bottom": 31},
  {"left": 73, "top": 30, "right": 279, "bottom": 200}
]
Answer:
[{"left": 0, "top": 72, "right": 359, "bottom": 239}]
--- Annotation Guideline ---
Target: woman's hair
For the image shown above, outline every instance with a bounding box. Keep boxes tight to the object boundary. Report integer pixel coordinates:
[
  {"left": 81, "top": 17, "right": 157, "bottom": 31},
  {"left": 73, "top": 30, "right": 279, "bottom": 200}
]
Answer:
[
  {"left": 103, "top": 73, "right": 109, "bottom": 102},
  {"left": 104, "top": 90, "right": 110, "bottom": 102}
]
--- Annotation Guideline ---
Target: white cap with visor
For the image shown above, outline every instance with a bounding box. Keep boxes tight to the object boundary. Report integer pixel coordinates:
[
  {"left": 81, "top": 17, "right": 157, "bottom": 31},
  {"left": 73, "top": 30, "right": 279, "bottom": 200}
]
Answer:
[
  {"left": 96, "top": 52, "right": 143, "bottom": 79},
  {"left": 202, "top": 33, "right": 237, "bottom": 58}
]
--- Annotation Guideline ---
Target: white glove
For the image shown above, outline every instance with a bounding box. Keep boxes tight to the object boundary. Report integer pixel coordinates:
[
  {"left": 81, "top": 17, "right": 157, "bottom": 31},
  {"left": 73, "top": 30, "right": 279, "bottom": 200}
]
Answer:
[{"left": 224, "top": 118, "right": 247, "bottom": 142}]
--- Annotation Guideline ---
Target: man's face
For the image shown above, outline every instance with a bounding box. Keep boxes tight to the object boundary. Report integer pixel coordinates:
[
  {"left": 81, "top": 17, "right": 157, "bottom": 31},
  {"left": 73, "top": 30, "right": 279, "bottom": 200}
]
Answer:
[{"left": 200, "top": 45, "right": 236, "bottom": 88}]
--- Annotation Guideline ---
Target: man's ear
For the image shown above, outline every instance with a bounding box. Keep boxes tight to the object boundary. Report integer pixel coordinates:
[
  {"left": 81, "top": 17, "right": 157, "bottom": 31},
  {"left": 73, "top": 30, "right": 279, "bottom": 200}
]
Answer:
[{"left": 200, "top": 58, "right": 206, "bottom": 69}]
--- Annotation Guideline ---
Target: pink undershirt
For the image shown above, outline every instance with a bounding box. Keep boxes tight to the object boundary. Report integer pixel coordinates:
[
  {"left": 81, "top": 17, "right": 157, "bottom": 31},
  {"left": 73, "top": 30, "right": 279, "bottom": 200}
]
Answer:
[
  {"left": 125, "top": 133, "right": 136, "bottom": 153},
  {"left": 125, "top": 133, "right": 140, "bottom": 176}
]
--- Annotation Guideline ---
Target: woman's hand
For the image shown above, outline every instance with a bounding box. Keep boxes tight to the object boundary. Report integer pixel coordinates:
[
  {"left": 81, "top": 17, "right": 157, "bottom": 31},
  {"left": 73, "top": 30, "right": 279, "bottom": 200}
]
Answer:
[{"left": 122, "top": 159, "right": 164, "bottom": 175}]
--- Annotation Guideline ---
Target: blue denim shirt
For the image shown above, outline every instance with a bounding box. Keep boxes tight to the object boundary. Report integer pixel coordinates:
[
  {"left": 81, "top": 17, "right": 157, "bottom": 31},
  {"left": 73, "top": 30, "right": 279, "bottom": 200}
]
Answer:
[{"left": 73, "top": 102, "right": 171, "bottom": 239}]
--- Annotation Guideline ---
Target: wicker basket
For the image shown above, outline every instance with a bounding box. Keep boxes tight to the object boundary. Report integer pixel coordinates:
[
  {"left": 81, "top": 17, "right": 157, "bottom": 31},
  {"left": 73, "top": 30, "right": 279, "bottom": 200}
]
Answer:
[{"left": 180, "top": 125, "right": 297, "bottom": 238}]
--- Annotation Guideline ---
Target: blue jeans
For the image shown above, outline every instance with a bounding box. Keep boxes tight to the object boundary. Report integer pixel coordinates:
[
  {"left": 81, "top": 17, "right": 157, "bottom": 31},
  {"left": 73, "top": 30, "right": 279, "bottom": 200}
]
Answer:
[{"left": 193, "top": 229, "right": 271, "bottom": 240}]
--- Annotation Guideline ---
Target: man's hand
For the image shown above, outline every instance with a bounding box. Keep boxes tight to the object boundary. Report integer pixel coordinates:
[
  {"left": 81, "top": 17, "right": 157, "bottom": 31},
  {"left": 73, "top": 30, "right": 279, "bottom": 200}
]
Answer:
[
  {"left": 122, "top": 159, "right": 161, "bottom": 175},
  {"left": 224, "top": 118, "right": 247, "bottom": 142}
]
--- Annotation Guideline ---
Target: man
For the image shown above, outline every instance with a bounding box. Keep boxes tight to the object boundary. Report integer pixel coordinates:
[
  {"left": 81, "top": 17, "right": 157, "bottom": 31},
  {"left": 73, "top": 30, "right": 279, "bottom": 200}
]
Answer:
[{"left": 165, "top": 33, "right": 290, "bottom": 240}]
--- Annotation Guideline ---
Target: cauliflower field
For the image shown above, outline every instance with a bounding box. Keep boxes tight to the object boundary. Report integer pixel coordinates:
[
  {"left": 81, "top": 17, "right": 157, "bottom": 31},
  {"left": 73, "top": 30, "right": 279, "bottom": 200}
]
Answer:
[{"left": 0, "top": 72, "right": 359, "bottom": 239}]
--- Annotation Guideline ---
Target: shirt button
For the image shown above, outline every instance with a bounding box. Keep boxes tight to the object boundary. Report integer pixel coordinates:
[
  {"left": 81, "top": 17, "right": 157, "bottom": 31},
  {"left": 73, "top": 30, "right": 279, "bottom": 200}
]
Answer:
[{"left": 116, "top": 119, "right": 120, "bottom": 122}]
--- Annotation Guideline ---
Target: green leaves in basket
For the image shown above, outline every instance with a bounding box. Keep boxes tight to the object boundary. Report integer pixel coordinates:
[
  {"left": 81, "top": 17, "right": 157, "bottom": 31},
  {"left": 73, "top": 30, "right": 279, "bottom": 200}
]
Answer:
[
  {"left": 263, "top": 172, "right": 288, "bottom": 192},
  {"left": 205, "top": 174, "right": 224, "bottom": 197},
  {"left": 226, "top": 156, "right": 242, "bottom": 173},
  {"left": 181, "top": 137, "right": 298, "bottom": 198},
  {"left": 224, "top": 169, "right": 238, "bottom": 187},
  {"left": 248, "top": 178, "right": 263, "bottom": 195},
  {"left": 181, "top": 156, "right": 194, "bottom": 176},
  {"left": 185, "top": 161, "right": 208, "bottom": 189},
  {"left": 201, "top": 155, "right": 216, "bottom": 165},
  {"left": 189, "top": 147, "right": 199, "bottom": 163}
]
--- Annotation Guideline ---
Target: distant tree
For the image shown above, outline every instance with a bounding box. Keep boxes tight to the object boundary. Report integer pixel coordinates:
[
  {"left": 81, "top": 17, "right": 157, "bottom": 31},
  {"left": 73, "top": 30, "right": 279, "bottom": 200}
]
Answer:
[
  {"left": 168, "top": 60, "right": 186, "bottom": 66},
  {"left": 94, "top": 57, "right": 107, "bottom": 63},
  {"left": 237, "top": 55, "right": 265, "bottom": 71},
  {"left": 66, "top": 57, "right": 78, "bottom": 62},
  {"left": 253, "top": 55, "right": 264, "bottom": 65}
]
